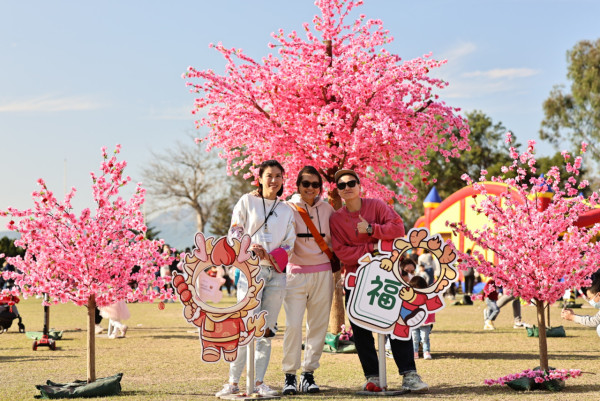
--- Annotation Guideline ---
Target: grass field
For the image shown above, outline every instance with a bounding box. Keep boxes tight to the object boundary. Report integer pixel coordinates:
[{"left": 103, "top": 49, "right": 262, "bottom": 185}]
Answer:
[{"left": 1, "top": 294, "right": 599, "bottom": 400}]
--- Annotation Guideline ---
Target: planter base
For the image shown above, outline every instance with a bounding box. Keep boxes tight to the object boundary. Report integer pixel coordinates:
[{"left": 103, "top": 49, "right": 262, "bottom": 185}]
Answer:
[{"left": 35, "top": 373, "right": 122, "bottom": 399}]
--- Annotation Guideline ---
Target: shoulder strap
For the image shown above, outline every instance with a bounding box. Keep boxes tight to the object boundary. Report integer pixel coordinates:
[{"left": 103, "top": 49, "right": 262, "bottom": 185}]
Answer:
[{"left": 293, "top": 204, "right": 333, "bottom": 259}]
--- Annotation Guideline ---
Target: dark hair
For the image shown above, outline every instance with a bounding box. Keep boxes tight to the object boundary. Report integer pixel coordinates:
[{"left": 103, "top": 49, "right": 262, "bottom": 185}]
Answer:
[
  {"left": 409, "top": 275, "right": 427, "bottom": 289},
  {"left": 584, "top": 274, "right": 600, "bottom": 295},
  {"left": 296, "top": 165, "right": 323, "bottom": 192},
  {"left": 400, "top": 258, "right": 416, "bottom": 270},
  {"left": 257, "top": 160, "right": 285, "bottom": 197}
]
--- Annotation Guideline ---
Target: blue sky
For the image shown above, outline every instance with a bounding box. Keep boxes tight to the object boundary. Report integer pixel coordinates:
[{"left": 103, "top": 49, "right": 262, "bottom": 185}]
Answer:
[{"left": 1, "top": 0, "right": 599, "bottom": 245}]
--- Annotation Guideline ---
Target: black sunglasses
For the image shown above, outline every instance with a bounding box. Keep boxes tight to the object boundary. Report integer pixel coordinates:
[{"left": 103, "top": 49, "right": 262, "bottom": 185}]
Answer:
[
  {"left": 337, "top": 180, "right": 358, "bottom": 190},
  {"left": 301, "top": 181, "right": 321, "bottom": 189}
]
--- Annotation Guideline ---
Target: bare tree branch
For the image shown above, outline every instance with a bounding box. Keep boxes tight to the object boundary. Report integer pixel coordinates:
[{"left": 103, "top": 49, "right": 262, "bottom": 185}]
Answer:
[{"left": 141, "top": 135, "right": 226, "bottom": 233}]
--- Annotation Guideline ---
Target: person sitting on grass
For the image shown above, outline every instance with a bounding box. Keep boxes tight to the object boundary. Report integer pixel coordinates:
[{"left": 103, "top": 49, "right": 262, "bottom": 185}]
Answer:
[{"left": 561, "top": 274, "right": 600, "bottom": 337}]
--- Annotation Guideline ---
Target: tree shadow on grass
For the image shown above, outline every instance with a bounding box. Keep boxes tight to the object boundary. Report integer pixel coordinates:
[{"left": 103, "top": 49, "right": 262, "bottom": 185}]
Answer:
[
  {"left": 0, "top": 354, "right": 77, "bottom": 363},
  {"left": 137, "top": 333, "right": 198, "bottom": 340},
  {"left": 430, "top": 383, "right": 600, "bottom": 396},
  {"left": 154, "top": 388, "right": 375, "bottom": 399},
  {"left": 432, "top": 351, "right": 600, "bottom": 361}
]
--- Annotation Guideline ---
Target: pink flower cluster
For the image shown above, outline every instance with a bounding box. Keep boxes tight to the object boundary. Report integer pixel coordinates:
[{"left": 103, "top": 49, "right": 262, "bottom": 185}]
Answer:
[
  {"left": 0, "top": 146, "right": 175, "bottom": 307},
  {"left": 184, "top": 0, "right": 470, "bottom": 204},
  {"left": 484, "top": 368, "right": 582, "bottom": 386},
  {"left": 339, "top": 323, "right": 353, "bottom": 341},
  {"left": 449, "top": 137, "right": 600, "bottom": 305}
]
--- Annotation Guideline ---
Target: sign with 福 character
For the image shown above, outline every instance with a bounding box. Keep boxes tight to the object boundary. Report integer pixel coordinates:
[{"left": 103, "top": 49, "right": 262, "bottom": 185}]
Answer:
[{"left": 344, "top": 228, "right": 459, "bottom": 340}]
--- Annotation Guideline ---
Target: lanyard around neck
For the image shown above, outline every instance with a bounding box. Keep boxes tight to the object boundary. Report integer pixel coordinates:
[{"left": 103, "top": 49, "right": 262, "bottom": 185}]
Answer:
[{"left": 261, "top": 195, "right": 278, "bottom": 232}]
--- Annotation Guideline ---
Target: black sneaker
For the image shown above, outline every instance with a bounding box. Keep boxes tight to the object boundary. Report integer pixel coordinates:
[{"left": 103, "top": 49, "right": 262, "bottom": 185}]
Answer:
[
  {"left": 283, "top": 374, "right": 297, "bottom": 395},
  {"left": 300, "top": 372, "right": 319, "bottom": 393}
]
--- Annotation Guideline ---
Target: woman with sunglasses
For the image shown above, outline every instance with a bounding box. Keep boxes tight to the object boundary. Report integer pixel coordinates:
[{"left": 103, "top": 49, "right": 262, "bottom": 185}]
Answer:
[
  {"left": 329, "top": 169, "right": 429, "bottom": 393},
  {"left": 216, "top": 160, "right": 296, "bottom": 398},
  {"left": 281, "top": 166, "right": 335, "bottom": 395}
]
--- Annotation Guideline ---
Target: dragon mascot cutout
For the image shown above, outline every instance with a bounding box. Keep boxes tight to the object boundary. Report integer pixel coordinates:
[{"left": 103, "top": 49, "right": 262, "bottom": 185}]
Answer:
[{"left": 173, "top": 233, "right": 267, "bottom": 363}]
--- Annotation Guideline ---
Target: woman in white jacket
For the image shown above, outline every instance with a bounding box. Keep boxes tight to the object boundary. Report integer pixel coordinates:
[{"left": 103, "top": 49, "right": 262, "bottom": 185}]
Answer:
[
  {"left": 216, "top": 160, "right": 296, "bottom": 398},
  {"left": 282, "top": 165, "right": 335, "bottom": 395}
]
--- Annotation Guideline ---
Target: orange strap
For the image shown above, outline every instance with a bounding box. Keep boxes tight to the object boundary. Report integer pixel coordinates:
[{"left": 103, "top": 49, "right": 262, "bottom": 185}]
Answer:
[{"left": 293, "top": 204, "right": 334, "bottom": 259}]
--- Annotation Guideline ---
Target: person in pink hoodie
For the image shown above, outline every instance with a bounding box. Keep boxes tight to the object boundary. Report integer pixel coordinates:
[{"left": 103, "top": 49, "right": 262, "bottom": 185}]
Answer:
[
  {"left": 329, "top": 169, "right": 429, "bottom": 393},
  {"left": 281, "top": 165, "right": 335, "bottom": 395}
]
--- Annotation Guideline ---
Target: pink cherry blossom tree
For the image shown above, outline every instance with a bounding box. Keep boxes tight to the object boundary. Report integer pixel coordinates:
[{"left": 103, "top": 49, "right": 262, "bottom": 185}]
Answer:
[
  {"left": 184, "top": 0, "right": 470, "bottom": 332},
  {"left": 449, "top": 134, "right": 600, "bottom": 372},
  {"left": 0, "top": 145, "right": 173, "bottom": 383},
  {"left": 185, "top": 0, "right": 469, "bottom": 202}
]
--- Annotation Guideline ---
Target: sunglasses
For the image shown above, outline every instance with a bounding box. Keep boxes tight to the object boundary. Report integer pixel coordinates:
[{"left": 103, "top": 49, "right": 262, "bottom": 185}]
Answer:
[
  {"left": 337, "top": 180, "right": 358, "bottom": 190},
  {"left": 301, "top": 181, "right": 321, "bottom": 189}
]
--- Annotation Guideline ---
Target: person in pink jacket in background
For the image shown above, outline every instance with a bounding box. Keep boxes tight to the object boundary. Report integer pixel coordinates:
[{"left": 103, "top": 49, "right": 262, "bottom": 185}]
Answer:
[{"left": 329, "top": 169, "right": 429, "bottom": 393}]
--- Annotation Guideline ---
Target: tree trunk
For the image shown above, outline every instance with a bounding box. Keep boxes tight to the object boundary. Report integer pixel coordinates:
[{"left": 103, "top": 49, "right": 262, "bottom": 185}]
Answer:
[
  {"left": 195, "top": 208, "right": 204, "bottom": 233},
  {"left": 546, "top": 303, "right": 551, "bottom": 327},
  {"left": 329, "top": 188, "right": 343, "bottom": 211},
  {"left": 536, "top": 300, "right": 549, "bottom": 372},
  {"left": 328, "top": 188, "right": 345, "bottom": 334},
  {"left": 329, "top": 271, "right": 345, "bottom": 334},
  {"left": 87, "top": 295, "right": 97, "bottom": 383}
]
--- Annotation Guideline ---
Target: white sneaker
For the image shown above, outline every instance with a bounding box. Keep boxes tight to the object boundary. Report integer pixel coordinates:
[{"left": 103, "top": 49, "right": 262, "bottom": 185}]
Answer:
[
  {"left": 255, "top": 383, "right": 278, "bottom": 396},
  {"left": 483, "top": 320, "right": 495, "bottom": 330},
  {"left": 215, "top": 383, "right": 239, "bottom": 397},
  {"left": 423, "top": 351, "right": 432, "bottom": 360},
  {"left": 94, "top": 324, "right": 104, "bottom": 334},
  {"left": 402, "top": 371, "right": 429, "bottom": 392},
  {"left": 118, "top": 325, "right": 128, "bottom": 338}
]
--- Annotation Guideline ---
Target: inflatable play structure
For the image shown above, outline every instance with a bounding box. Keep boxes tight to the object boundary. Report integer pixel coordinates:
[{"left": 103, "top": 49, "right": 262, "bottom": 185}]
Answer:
[{"left": 414, "top": 183, "right": 600, "bottom": 265}]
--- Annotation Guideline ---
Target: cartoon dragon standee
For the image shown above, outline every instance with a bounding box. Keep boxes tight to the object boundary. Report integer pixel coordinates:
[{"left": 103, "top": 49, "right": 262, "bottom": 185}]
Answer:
[{"left": 173, "top": 233, "right": 267, "bottom": 363}]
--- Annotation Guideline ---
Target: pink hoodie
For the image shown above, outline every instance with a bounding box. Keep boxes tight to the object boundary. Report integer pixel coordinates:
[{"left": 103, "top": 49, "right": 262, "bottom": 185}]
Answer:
[{"left": 286, "top": 194, "right": 335, "bottom": 274}]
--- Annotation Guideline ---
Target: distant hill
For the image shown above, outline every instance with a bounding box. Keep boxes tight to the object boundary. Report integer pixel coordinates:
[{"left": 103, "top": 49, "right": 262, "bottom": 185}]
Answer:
[
  {"left": 0, "top": 231, "right": 20, "bottom": 240},
  {"left": 147, "top": 208, "right": 198, "bottom": 251}
]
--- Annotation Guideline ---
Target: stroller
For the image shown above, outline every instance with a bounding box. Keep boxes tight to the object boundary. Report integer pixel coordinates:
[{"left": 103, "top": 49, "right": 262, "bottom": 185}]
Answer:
[{"left": 0, "top": 294, "right": 25, "bottom": 333}]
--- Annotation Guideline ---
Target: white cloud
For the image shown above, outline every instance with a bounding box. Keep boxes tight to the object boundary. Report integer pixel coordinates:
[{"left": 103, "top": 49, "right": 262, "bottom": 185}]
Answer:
[
  {"left": 438, "top": 42, "right": 477, "bottom": 62},
  {"left": 0, "top": 95, "right": 103, "bottom": 112},
  {"left": 462, "top": 68, "right": 540, "bottom": 79}
]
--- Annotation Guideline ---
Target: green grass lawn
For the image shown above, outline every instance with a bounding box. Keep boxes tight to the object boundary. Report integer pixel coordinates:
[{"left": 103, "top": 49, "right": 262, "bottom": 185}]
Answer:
[{"left": 1, "top": 294, "right": 599, "bottom": 400}]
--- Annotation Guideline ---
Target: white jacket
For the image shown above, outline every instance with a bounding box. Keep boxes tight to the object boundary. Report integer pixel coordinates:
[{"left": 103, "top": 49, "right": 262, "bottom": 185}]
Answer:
[{"left": 229, "top": 193, "right": 295, "bottom": 270}]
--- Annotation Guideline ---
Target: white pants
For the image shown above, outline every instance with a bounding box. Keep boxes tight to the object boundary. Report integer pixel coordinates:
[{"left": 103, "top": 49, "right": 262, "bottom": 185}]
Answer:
[
  {"left": 229, "top": 266, "right": 286, "bottom": 384},
  {"left": 282, "top": 270, "right": 334, "bottom": 374},
  {"left": 107, "top": 319, "right": 125, "bottom": 337}
]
